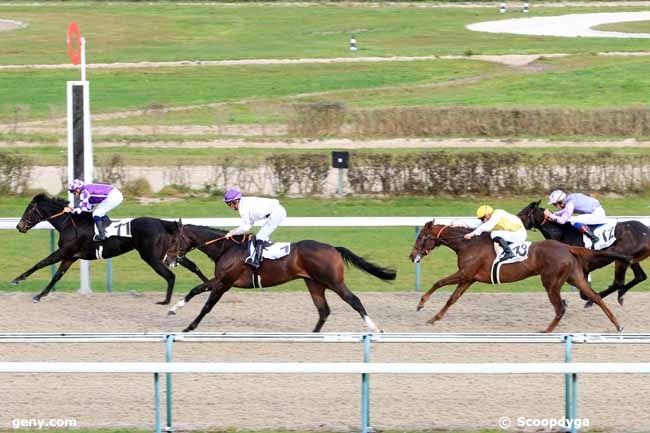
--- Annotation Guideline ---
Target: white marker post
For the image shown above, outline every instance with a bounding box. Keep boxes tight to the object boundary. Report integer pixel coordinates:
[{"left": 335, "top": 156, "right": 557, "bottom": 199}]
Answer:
[
  {"left": 67, "top": 22, "right": 93, "bottom": 295},
  {"left": 350, "top": 35, "right": 357, "bottom": 51},
  {"left": 522, "top": 2, "right": 529, "bottom": 13},
  {"left": 499, "top": 2, "right": 507, "bottom": 13}
]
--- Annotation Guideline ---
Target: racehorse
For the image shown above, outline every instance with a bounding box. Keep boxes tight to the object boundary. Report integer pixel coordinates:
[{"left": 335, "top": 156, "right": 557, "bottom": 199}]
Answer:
[
  {"left": 163, "top": 222, "right": 397, "bottom": 332},
  {"left": 518, "top": 200, "right": 650, "bottom": 306},
  {"left": 409, "top": 220, "right": 629, "bottom": 332},
  {"left": 13, "top": 193, "right": 209, "bottom": 304}
]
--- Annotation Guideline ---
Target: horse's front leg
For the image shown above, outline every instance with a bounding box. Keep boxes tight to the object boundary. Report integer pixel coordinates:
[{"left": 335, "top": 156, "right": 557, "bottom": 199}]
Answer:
[
  {"left": 177, "top": 256, "right": 210, "bottom": 283},
  {"left": 427, "top": 281, "right": 473, "bottom": 324},
  {"left": 32, "top": 259, "right": 77, "bottom": 303},
  {"left": 168, "top": 279, "right": 215, "bottom": 316},
  {"left": 11, "top": 248, "right": 67, "bottom": 285},
  {"left": 183, "top": 279, "right": 231, "bottom": 332},
  {"left": 417, "top": 270, "right": 464, "bottom": 311}
]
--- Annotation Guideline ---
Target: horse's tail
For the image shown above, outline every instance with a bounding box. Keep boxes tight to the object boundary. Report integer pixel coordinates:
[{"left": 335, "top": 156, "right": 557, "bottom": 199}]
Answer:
[
  {"left": 569, "top": 246, "right": 632, "bottom": 263},
  {"left": 335, "top": 247, "right": 396, "bottom": 281},
  {"left": 159, "top": 219, "right": 179, "bottom": 235}
]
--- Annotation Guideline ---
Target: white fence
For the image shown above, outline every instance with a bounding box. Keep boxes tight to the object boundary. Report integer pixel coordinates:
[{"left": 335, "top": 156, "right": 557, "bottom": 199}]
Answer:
[{"left": 3, "top": 332, "right": 650, "bottom": 433}]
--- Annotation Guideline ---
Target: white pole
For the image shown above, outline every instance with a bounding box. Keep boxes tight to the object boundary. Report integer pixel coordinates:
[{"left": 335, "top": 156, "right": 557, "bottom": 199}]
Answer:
[
  {"left": 80, "top": 37, "right": 87, "bottom": 82},
  {"left": 79, "top": 79, "right": 92, "bottom": 295}
]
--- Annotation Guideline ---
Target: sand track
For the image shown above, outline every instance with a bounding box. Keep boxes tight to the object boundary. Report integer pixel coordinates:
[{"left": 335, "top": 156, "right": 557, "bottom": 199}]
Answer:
[{"left": 2, "top": 291, "right": 650, "bottom": 432}]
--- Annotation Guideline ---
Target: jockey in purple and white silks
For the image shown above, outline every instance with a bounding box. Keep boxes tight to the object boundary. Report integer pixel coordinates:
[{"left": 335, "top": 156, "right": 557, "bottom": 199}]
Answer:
[
  {"left": 544, "top": 190, "right": 606, "bottom": 243},
  {"left": 223, "top": 188, "right": 287, "bottom": 269},
  {"left": 64, "top": 179, "right": 124, "bottom": 241}
]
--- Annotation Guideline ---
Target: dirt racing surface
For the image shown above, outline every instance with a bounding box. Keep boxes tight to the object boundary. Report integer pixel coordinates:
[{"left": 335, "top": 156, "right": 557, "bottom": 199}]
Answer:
[{"left": 1, "top": 290, "right": 650, "bottom": 432}]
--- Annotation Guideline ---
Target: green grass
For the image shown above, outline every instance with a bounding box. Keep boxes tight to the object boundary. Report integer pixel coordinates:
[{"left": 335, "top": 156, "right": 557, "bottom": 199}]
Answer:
[
  {"left": 595, "top": 20, "right": 650, "bottom": 33},
  {"left": 4, "top": 146, "right": 650, "bottom": 167},
  {"left": 2, "top": 4, "right": 650, "bottom": 65},
  {"left": 0, "top": 60, "right": 501, "bottom": 122},
  {"left": 2, "top": 195, "right": 650, "bottom": 295}
]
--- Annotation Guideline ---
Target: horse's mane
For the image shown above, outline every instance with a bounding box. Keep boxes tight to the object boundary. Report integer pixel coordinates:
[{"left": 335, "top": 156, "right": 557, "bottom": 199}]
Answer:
[
  {"left": 34, "top": 193, "right": 68, "bottom": 208},
  {"left": 186, "top": 224, "right": 228, "bottom": 236}
]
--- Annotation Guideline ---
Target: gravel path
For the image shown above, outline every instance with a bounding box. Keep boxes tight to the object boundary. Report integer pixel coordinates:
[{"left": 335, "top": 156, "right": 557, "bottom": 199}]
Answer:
[
  {"left": 2, "top": 291, "right": 650, "bottom": 432},
  {"left": 469, "top": 11, "right": 650, "bottom": 38}
]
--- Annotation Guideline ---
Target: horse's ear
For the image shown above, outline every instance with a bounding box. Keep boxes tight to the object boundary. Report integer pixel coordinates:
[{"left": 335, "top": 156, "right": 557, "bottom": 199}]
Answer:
[
  {"left": 177, "top": 218, "right": 184, "bottom": 234},
  {"left": 534, "top": 200, "right": 541, "bottom": 208}
]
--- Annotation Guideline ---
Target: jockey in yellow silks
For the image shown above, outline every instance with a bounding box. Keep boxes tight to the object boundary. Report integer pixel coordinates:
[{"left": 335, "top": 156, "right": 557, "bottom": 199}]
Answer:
[{"left": 464, "top": 205, "right": 527, "bottom": 261}]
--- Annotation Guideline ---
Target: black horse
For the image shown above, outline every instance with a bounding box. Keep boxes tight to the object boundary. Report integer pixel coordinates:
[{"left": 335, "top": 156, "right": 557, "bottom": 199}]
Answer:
[
  {"left": 518, "top": 200, "right": 650, "bottom": 305},
  {"left": 163, "top": 222, "right": 397, "bottom": 332},
  {"left": 13, "top": 193, "right": 209, "bottom": 303}
]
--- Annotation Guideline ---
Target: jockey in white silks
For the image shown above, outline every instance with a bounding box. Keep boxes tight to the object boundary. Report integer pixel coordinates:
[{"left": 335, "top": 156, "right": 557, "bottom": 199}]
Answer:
[
  {"left": 544, "top": 190, "right": 606, "bottom": 243},
  {"left": 464, "top": 205, "right": 527, "bottom": 262},
  {"left": 223, "top": 188, "right": 287, "bottom": 269}
]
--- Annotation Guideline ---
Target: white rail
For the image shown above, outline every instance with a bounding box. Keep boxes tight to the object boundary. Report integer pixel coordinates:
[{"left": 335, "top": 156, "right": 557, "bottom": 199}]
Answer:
[
  {"left": 2, "top": 361, "right": 650, "bottom": 374},
  {"left": 2, "top": 332, "right": 650, "bottom": 344},
  {"left": 2, "top": 216, "right": 650, "bottom": 230}
]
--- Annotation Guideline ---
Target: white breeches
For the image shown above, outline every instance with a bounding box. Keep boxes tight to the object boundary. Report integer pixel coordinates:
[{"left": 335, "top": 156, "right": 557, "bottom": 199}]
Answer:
[
  {"left": 256, "top": 205, "right": 287, "bottom": 241},
  {"left": 490, "top": 227, "right": 527, "bottom": 244},
  {"left": 93, "top": 189, "right": 123, "bottom": 217},
  {"left": 569, "top": 207, "right": 607, "bottom": 226}
]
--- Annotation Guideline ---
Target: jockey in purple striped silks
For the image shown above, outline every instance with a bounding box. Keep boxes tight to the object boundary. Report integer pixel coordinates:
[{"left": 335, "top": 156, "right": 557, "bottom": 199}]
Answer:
[
  {"left": 544, "top": 190, "right": 607, "bottom": 244},
  {"left": 64, "top": 179, "right": 124, "bottom": 241}
]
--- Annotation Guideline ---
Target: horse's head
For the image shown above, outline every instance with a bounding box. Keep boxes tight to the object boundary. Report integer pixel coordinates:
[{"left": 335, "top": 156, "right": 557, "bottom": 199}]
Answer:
[
  {"left": 517, "top": 200, "right": 545, "bottom": 229},
  {"left": 16, "top": 193, "right": 66, "bottom": 233},
  {"left": 409, "top": 220, "right": 446, "bottom": 263},
  {"left": 164, "top": 219, "right": 189, "bottom": 268}
]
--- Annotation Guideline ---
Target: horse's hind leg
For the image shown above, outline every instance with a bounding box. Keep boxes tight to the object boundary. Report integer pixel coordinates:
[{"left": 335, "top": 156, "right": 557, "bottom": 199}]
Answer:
[
  {"left": 417, "top": 271, "right": 463, "bottom": 311},
  {"left": 168, "top": 279, "right": 214, "bottom": 315},
  {"left": 32, "top": 259, "right": 76, "bottom": 303},
  {"left": 183, "top": 281, "right": 229, "bottom": 332},
  {"left": 585, "top": 260, "right": 628, "bottom": 308},
  {"left": 569, "top": 269, "right": 622, "bottom": 332},
  {"left": 330, "top": 282, "right": 380, "bottom": 332},
  {"left": 428, "top": 281, "right": 472, "bottom": 324},
  {"left": 618, "top": 262, "right": 647, "bottom": 306},
  {"left": 305, "top": 279, "right": 331, "bottom": 332}
]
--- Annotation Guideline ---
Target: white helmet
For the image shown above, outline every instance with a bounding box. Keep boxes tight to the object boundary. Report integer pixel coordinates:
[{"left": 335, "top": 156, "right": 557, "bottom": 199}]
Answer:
[{"left": 548, "top": 190, "right": 566, "bottom": 205}]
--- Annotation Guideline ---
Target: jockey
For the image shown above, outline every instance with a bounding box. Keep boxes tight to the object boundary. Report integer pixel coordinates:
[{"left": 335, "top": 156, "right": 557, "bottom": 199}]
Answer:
[
  {"left": 64, "top": 179, "right": 123, "bottom": 241},
  {"left": 545, "top": 190, "right": 605, "bottom": 243},
  {"left": 223, "top": 188, "right": 287, "bottom": 269},
  {"left": 464, "top": 205, "right": 527, "bottom": 262}
]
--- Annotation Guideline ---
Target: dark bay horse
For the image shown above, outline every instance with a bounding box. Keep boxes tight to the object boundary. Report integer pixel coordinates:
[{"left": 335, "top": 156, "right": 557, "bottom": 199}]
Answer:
[
  {"left": 13, "top": 193, "right": 209, "bottom": 304},
  {"left": 409, "top": 220, "right": 629, "bottom": 333},
  {"left": 518, "top": 200, "right": 650, "bottom": 306},
  {"left": 163, "top": 222, "right": 397, "bottom": 332}
]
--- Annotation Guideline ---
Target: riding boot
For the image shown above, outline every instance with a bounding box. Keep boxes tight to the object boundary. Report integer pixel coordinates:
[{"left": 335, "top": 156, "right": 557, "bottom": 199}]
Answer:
[
  {"left": 493, "top": 237, "right": 514, "bottom": 262},
  {"left": 245, "top": 239, "right": 265, "bottom": 269},
  {"left": 580, "top": 226, "right": 599, "bottom": 245},
  {"left": 93, "top": 216, "right": 106, "bottom": 241}
]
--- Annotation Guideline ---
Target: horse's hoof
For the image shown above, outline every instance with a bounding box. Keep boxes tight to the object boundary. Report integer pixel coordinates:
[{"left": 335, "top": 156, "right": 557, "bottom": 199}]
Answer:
[
  {"left": 618, "top": 325, "right": 625, "bottom": 333},
  {"left": 32, "top": 296, "right": 40, "bottom": 303},
  {"left": 182, "top": 327, "right": 192, "bottom": 333},
  {"left": 561, "top": 299, "right": 568, "bottom": 308},
  {"left": 584, "top": 301, "right": 594, "bottom": 309},
  {"left": 10, "top": 279, "right": 20, "bottom": 286},
  {"left": 426, "top": 318, "right": 436, "bottom": 325},
  {"left": 416, "top": 305, "right": 424, "bottom": 312},
  {"left": 618, "top": 296, "right": 625, "bottom": 307},
  {"left": 167, "top": 310, "right": 176, "bottom": 316},
  {"left": 156, "top": 300, "right": 170, "bottom": 305}
]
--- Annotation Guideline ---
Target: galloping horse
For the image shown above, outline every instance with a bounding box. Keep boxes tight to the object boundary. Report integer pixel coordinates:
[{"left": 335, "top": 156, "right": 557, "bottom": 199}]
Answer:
[
  {"left": 409, "top": 220, "right": 629, "bottom": 332},
  {"left": 163, "top": 222, "right": 396, "bottom": 332},
  {"left": 13, "top": 193, "right": 209, "bottom": 303},
  {"left": 518, "top": 200, "right": 650, "bottom": 306}
]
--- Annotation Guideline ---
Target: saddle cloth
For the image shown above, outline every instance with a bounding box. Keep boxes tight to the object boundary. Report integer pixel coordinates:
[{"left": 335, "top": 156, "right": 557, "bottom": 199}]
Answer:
[
  {"left": 94, "top": 219, "right": 134, "bottom": 239},
  {"left": 248, "top": 242, "right": 292, "bottom": 260},
  {"left": 491, "top": 241, "right": 531, "bottom": 285},
  {"left": 584, "top": 221, "right": 617, "bottom": 250}
]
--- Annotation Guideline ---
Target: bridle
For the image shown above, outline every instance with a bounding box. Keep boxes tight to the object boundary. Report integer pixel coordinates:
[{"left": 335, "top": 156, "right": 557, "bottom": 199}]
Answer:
[
  {"left": 170, "top": 231, "right": 246, "bottom": 260},
  {"left": 418, "top": 224, "right": 464, "bottom": 256},
  {"left": 22, "top": 202, "right": 75, "bottom": 229}
]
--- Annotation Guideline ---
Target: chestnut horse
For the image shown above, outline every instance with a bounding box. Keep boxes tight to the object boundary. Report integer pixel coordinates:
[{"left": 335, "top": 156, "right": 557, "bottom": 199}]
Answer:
[
  {"left": 164, "top": 222, "right": 396, "bottom": 332},
  {"left": 409, "top": 220, "right": 629, "bottom": 332}
]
